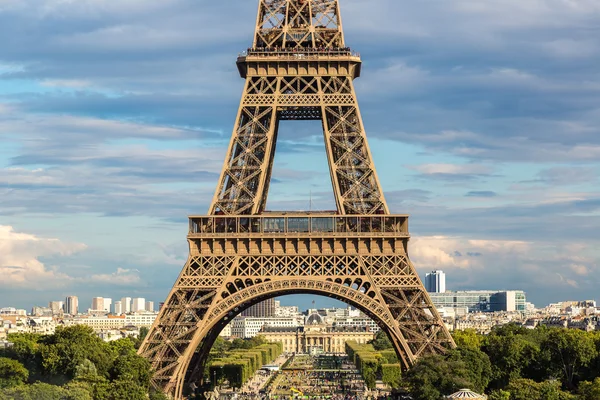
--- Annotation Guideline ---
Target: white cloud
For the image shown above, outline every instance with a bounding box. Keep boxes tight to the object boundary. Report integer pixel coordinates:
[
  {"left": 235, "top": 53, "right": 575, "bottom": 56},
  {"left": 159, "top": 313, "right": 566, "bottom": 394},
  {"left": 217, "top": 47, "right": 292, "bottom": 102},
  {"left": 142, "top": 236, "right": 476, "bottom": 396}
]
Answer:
[
  {"left": 0, "top": 225, "right": 86, "bottom": 287},
  {"left": 570, "top": 264, "right": 589, "bottom": 276},
  {"left": 89, "top": 267, "right": 141, "bottom": 285},
  {"left": 410, "top": 235, "right": 529, "bottom": 271},
  {"left": 41, "top": 79, "right": 92, "bottom": 88},
  {"left": 543, "top": 39, "right": 599, "bottom": 59},
  {"left": 556, "top": 273, "right": 580, "bottom": 288},
  {"left": 408, "top": 163, "right": 492, "bottom": 175},
  {"left": 0, "top": 108, "right": 213, "bottom": 142}
]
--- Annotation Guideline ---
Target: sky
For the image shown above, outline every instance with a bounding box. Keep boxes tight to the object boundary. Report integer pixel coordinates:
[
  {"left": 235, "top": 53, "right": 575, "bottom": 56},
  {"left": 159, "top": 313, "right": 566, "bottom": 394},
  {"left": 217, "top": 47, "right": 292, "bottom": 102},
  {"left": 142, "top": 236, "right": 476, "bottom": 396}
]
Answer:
[{"left": 1, "top": 0, "right": 600, "bottom": 312}]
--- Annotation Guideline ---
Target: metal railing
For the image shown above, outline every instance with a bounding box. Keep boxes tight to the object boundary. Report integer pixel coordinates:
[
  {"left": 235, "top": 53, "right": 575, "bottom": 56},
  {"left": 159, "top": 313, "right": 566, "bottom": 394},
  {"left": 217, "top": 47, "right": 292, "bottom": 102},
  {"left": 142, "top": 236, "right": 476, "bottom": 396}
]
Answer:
[
  {"left": 239, "top": 47, "right": 360, "bottom": 59},
  {"left": 188, "top": 214, "right": 408, "bottom": 236}
]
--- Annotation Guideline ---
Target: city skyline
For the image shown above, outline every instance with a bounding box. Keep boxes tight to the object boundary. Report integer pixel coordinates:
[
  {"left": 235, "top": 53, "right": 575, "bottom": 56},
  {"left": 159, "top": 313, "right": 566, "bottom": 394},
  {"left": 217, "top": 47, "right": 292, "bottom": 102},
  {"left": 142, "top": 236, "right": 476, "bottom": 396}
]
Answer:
[{"left": 1, "top": 0, "right": 599, "bottom": 309}]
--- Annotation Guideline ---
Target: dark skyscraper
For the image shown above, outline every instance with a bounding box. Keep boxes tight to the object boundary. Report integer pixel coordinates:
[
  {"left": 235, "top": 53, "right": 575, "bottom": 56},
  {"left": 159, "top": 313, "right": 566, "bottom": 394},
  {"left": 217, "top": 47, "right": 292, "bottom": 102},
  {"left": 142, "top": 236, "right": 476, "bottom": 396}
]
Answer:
[{"left": 241, "top": 298, "right": 276, "bottom": 317}]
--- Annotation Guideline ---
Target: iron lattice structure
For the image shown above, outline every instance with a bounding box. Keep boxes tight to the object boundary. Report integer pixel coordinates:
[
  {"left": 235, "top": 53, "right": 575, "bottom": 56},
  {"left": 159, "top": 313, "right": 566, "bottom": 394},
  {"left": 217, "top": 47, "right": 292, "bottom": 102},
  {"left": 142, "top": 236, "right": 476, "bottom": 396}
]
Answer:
[{"left": 139, "top": 1, "right": 455, "bottom": 398}]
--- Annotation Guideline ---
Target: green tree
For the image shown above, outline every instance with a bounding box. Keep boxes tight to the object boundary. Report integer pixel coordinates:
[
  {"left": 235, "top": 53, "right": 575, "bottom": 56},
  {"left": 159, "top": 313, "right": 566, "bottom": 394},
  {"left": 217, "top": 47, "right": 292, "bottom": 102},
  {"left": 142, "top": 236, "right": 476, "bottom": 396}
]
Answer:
[
  {"left": 0, "top": 357, "right": 29, "bottom": 389},
  {"left": 149, "top": 390, "right": 170, "bottom": 400},
  {"left": 74, "top": 359, "right": 98, "bottom": 381},
  {"left": 361, "top": 362, "right": 377, "bottom": 389},
  {"left": 138, "top": 327, "right": 149, "bottom": 342},
  {"left": 4, "top": 333, "right": 43, "bottom": 380},
  {"left": 108, "top": 378, "right": 147, "bottom": 400},
  {"left": 370, "top": 331, "right": 393, "bottom": 350},
  {"left": 211, "top": 336, "right": 231, "bottom": 357},
  {"left": 108, "top": 338, "right": 136, "bottom": 356},
  {"left": 404, "top": 354, "right": 474, "bottom": 400},
  {"left": 0, "top": 381, "right": 68, "bottom": 399},
  {"left": 452, "top": 329, "right": 483, "bottom": 350},
  {"left": 40, "top": 325, "right": 114, "bottom": 380},
  {"left": 488, "top": 390, "right": 510, "bottom": 400},
  {"left": 63, "top": 381, "right": 93, "bottom": 400},
  {"left": 381, "top": 364, "right": 401, "bottom": 388},
  {"left": 230, "top": 338, "right": 246, "bottom": 350},
  {"left": 578, "top": 377, "right": 600, "bottom": 400},
  {"left": 133, "top": 327, "right": 149, "bottom": 350},
  {"left": 448, "top": 348, "right": 491, "bottom": 393},
  {"left": 542, "top": 328, "right": 597, "bottom": 389},
  {"left": 109, "top": 352, "right": 152, "bottom": 388},
  {"left": 248, "top": 335, "right": 267, "bottom": 348},
  {"left": 506, "top": 378, "right": 576, "bottom": 400},
  {"left": 483, "top": 326, "right": 540, "bottom": 388}
]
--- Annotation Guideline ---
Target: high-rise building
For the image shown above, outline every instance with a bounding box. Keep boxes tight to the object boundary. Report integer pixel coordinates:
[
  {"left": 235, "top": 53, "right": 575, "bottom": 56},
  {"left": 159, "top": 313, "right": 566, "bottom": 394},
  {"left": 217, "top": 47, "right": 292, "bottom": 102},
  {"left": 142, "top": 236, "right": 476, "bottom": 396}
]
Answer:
[
  {"left": 65, "top": 296, "right": 78, "bottom": 315},
  {"left": 103, "top": 298, "right": 112, "bottom": 313},
  {"left": 242, "top": 298, "right": 276, "bottom": 317},
  {"left": 145, "top": 301, "right": 154, "bottom": 312},
  {"left": 48, "top": 301, "right": 64, "bottom": 315},
  {"left": 91, "top": 297, "right": 105, "bottom": 312},
  {"left": 132, "top": 298, "right": 146, "bottom": 312},
  {"left": 425, "top": 270, "right": 446, "bottom": 293},
  {"left": 114, "top": 301, "right": 123, "bottom": 315},
  {"left": 121, "top": 297, "right": 132, "bottom": 313}
]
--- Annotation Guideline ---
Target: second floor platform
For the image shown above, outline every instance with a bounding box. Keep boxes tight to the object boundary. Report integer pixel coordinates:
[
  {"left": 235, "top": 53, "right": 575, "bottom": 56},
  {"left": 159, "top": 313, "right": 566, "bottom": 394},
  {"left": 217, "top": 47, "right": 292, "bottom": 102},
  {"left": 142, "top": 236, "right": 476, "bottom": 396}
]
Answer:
[{"left": 188, "top": 212, "right": 409, "bottom": 239}]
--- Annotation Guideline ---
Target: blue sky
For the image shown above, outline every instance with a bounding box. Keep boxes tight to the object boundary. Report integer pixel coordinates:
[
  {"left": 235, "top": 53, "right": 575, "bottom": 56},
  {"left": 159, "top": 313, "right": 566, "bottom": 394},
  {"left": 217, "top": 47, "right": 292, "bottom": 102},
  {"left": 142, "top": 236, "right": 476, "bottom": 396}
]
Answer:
[{"left": 1, "top": 0, "right": 599, "bottom": 311}]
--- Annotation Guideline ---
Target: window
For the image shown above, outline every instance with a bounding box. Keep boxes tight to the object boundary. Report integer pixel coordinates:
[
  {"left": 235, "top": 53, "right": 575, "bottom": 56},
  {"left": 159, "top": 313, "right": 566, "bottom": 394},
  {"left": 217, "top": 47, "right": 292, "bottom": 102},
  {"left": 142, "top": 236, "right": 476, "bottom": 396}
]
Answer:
[
  {"left": 311, "top": 217, "right": 334, "bottom": 232},
  {"left": 288, "top": 217, "right": 309, "bottom": 232},
  {"left": 264, "top": 218, "right": 285, "bottom": 233}
]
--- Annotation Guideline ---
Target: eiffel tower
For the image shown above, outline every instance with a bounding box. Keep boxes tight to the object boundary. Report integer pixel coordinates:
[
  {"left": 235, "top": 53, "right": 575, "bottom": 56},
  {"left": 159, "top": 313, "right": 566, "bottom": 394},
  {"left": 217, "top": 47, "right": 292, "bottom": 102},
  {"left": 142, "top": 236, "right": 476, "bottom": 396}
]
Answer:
[{"left": 139, "top": 1, "right": 455, "bottom": 397}]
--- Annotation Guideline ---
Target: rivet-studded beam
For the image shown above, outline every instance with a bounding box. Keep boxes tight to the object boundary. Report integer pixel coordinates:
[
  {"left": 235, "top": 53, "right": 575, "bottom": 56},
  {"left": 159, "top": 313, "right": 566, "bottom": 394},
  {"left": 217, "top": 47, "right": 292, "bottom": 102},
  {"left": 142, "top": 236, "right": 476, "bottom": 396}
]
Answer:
[
  {"left": 253, "top": 0, "right": 345, "bottom": 50},
  {"left": 139, "top": 1, "right": 456, "bottom": 398},
  {"left": 210, "top": 74, "right": 389, "bottom": 215}
]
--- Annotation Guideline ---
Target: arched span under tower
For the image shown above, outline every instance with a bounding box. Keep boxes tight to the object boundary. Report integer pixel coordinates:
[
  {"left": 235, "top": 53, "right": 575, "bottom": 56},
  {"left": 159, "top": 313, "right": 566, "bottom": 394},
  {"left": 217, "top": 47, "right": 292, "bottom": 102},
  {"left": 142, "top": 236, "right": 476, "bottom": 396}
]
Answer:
[
  {"left": 183, "top": 283, "right": 420, "bottom": 394},
  {"left": 138, "top": 1, "right": 455, "bottom": 398}
]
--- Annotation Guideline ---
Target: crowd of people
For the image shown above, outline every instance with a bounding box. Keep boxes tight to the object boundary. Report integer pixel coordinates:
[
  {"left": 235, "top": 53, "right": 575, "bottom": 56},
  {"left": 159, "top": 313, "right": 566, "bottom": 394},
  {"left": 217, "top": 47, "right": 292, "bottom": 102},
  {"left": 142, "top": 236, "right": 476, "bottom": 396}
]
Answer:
[
  {"left": 265, "top": 355, "right": 369, "bottom": 398},
  {"left": 212, "top": 355, "right": 392, "bottom": 400}
]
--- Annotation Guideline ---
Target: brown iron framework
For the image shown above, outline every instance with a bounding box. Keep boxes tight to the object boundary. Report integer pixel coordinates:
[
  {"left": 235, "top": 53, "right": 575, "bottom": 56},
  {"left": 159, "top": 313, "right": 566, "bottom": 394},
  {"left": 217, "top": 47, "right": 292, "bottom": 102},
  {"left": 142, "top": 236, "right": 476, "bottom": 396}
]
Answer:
[{"left": 139, "top": 1, "right": 455, "bottom": 398}]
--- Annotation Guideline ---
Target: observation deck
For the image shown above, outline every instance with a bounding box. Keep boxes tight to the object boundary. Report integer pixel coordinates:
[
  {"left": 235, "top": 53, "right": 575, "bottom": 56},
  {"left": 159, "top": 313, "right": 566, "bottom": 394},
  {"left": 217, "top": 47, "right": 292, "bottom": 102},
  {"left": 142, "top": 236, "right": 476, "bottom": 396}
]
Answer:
[
  {"left": 188, "top": 213, "right": 409, "bottom": 238},
  {"left": 236, "top": 47, "right": 362, "bottom": 78}
]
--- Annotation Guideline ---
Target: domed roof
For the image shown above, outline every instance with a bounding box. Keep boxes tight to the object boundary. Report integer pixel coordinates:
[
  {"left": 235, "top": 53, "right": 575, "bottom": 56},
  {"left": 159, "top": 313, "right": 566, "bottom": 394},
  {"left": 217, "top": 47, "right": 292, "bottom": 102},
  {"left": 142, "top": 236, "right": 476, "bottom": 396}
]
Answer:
[
  {"left": 306, "top": 313, "right": 323, "bottom": 325},
  {"left": 446, "top": 389, "right": 487, "bottom": 399}
]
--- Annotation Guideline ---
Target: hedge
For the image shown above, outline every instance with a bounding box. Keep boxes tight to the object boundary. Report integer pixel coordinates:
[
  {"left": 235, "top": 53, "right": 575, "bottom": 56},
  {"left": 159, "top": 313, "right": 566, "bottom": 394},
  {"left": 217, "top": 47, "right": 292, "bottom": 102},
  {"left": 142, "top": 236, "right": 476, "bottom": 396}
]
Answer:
[
  {"left": 381, "top": 364, "right": 401, "bottom": 388},
  {"left": 380, "top": 350, "right": 398, "bottom": 364},
  {"left": 345, "top": 341, "right": 401, "bottom": 389},
  {"left": 208, "top": 341, "right": 282, "bottom": 388}
]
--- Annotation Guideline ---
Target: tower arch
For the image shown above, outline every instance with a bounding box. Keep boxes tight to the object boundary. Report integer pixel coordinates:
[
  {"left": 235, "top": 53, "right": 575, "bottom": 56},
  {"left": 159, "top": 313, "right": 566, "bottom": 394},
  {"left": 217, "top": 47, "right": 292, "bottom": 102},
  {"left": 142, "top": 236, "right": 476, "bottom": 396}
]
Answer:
[{"left": 150, "top": 278, "right": 417, "bottom": 399}]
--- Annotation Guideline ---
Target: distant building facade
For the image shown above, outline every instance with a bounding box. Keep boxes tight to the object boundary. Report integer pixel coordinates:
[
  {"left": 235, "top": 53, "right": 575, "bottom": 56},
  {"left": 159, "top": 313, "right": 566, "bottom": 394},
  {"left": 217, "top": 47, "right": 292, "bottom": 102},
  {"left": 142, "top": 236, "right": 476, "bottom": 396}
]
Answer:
[
  {"left": 121, "top": 297, "right": 132, "bottom": 313},
  {"left": 429, "top": 290, "right": 526, "bottom": 312},
  {"left": 91, "top": 297, "right": 105, "bottom": 313},
  {"left": 231, "top": 316, "right": 302, "bottom": 338},
  {"left": 242, "top": 299, "right": 276, "bottom": 317},
  {"left": 131, "top": 298, "right": 146, "bottom": 313},
  {"left": 103, "top": 298, "right": 112, "bottom": 313},
  {"left": 261, "top": 325, "right": 375, "bottom": 354},
  {"left": 48, "top": 301, "right": 64, "bottom": 315},
  {"left": 219, "top": 323, "right": 232, "bottom": 337},
  {"left": 68, "top": 313, "right": 158, "bottom": 330},
  {"left": 332, "top": 317, "right": 380, "bottom": 334}
]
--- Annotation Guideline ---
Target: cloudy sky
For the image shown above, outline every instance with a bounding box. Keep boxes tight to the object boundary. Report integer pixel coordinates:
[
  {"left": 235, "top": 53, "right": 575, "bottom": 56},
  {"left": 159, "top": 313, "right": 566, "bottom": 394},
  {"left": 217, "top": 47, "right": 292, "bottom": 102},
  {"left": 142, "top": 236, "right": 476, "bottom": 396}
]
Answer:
[{"left": 1, "top": 0, "right": 599, "bottom": 311}]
